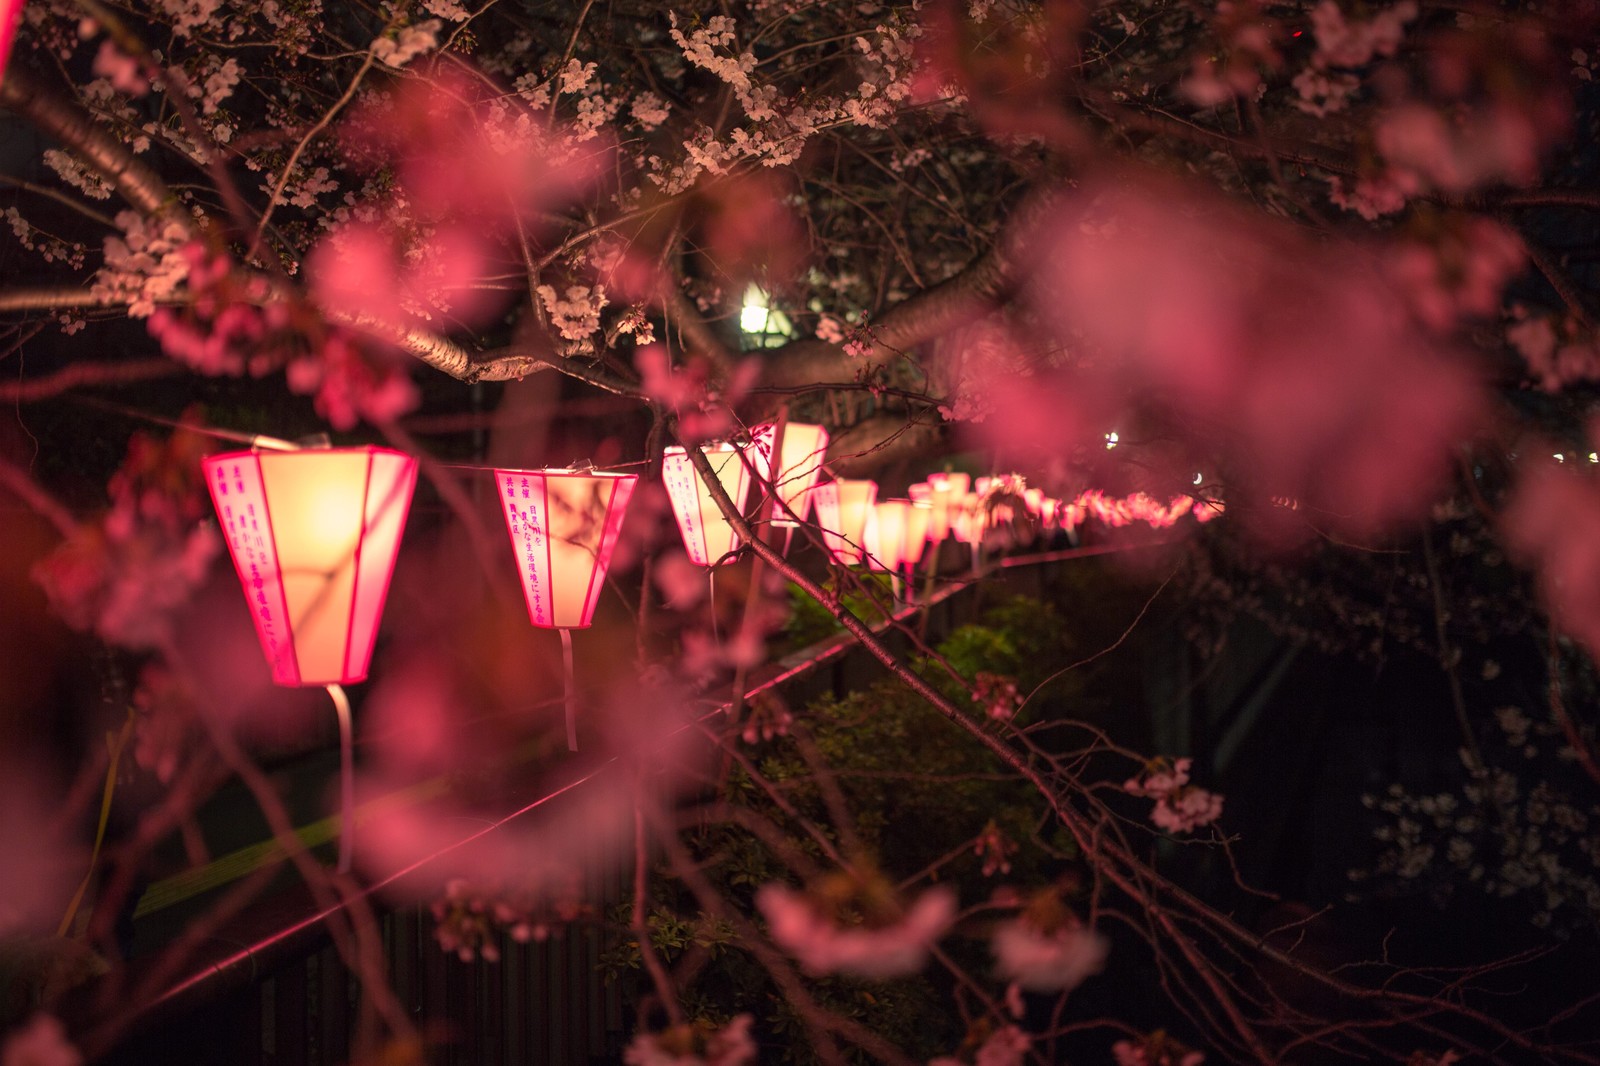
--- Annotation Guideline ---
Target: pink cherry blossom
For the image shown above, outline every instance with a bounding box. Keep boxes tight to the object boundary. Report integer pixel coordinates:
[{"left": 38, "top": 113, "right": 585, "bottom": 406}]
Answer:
[
  {"left": 623, "top": 1015, "right": 756, "bottom": 1066},
  {"left": 991, "top": 915, "right": 1109, "bottom": 992},
  {"left": 1125, "top": 757, "right": 1224, "bottom": 834},
  {"left": 1113, "top": 1031, "right": 1205, "bottom": 1066},
  {"left": 1502, "top": 458, "right": 1600, "bottom": 660},
  {"left": 1016, "top": 170, "right": 1484, "bottom": 540},
  {"left": 756, "top": 882, "right": 957, "bottom": 979},
  {"left": 0, "top": 1014, "right": 82, "bottom": 1066},
  {"left": 91, "top": 39, "right": 147, "bottom": 96}
]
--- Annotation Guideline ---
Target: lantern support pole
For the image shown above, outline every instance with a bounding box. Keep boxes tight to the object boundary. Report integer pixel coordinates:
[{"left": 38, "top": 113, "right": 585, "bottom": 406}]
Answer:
[
  {"left": 327, "top": 683, "right": 355, "bottom": 875},
  {"left": 560, "top": 627, "right": 579, "bottom": 752}
]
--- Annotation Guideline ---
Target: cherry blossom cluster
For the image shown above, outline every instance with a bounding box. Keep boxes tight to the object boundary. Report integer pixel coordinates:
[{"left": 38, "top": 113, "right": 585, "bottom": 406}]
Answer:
[
  {"left": 622, "top": 1015, "right": 755, "bottom": 1066},
  {"left": 929, "top": 1022, "right": 1030, "bottom": 1066},
  {"left": 1123, "top": 758, "right": 1224, "bottom": 834},
  {"left": 89, "top": 211, "right": 194, "bottom": 318},
  {"left": 990, "top": 891, "right": 1109, "bottom": 993},
  {"left": 33, "top": 423, "right": 220, "bottom": 651},
  {"left": 1113, "top": 1029, "right": 1206, "bottom": 1066},
  {"left": 430, "top": 877, "right": 588, "bottom": 963},
  {"left": 972, "top": 672, "right": 1021, "bottom": 722},
  {"left": 972, "top": 819, "right": 1017, "bottom": 878},
  {"left": 756, "top": 873, "right": 956, "bottom": 979},
  {"left": 1292, "top": 1, "right": 1416, "bottom": 117}
]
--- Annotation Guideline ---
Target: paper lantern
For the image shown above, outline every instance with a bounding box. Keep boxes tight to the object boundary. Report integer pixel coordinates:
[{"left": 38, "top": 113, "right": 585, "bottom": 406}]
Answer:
[
  {"left": 749, "top": 421, "right": 829, "bottom": 527},
  {"left": 811, "top": 478, "right": 877, "bottom": 565},
  {"left": 903, "top": 501, "right": 933, "bottom": 567},
  {"left": 663, "top": 443, "right": 753, "bottom": 567},
  {"left": 866, "top": 500, "right": 910, "bottom": 572},
  {"left": 205, "top": 446, "right": 418, "bottom": 687},
  {"left": 950, "top": 491, "right": 987, "bottom": 545},
  {"left": 494, "top": 468, "right": 637, "bottom": 630},
  {"left": 925, "top": 472, "right": 970, "bottom": 542}
]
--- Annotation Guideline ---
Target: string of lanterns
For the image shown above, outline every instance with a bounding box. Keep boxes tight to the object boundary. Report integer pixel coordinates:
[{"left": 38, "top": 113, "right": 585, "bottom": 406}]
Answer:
[{"left": 202, "top": 422, "right": 1222, "bottom": 865}]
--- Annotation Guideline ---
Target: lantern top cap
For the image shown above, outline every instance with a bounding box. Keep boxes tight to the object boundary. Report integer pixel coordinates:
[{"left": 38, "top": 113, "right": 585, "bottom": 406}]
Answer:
[
  {"left": 205, "top": 443, "right": 411, "bottom": 462},
  {"left": 664, "top": 442, "right": 741, "bottom": 455},
  {"left": 495, "top": 465, "right": 637, "bottom": 479}
]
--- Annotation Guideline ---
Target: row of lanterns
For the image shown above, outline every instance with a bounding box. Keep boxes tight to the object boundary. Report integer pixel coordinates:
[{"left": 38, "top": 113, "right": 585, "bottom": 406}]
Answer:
[
  {"left": 200, "top": 426, "right": 1219, "bottom": 863},
  {"left": 204, "top": 425, "right": 1222, "bottom": 693}
]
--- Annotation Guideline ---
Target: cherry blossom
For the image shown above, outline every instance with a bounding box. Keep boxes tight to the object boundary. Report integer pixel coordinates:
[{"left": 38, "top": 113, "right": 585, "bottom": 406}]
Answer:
[
  {"left": 756, "top": 877, "right": 956, "bottom": 979},
  {"left": 973, "top": 672, "right": 1021, "bottom": 722},
  {"left": 33, "top": 424, "right": 220, "bottom": 651},
  {"left": 1502, "top": 455, "right": 1600, "bottom": 660},
  {"left": 1113, "top": 1030, "right": 1205, "bottom": 1066},
  {"left": 991, "top": 909, "right": 1109, "bottom": 993},
  {"left": 929, "top": 1023, "right": 1030, "bottom": 1066},
  {"left": 1124, "top": 758, "right": 1224, "bottom": 834},
  {"left": 0, "top": 1014, "right": 82, "bottom": 1066},
  {"left": 972, "top": 819, "right": 1017, "bottom": 877},
  {"left": 623, "top": 1015, "right": 756, "bottom": 1066}
]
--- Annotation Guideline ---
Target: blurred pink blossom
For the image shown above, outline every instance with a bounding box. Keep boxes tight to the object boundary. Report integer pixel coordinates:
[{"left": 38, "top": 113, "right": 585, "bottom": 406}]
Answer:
[
  {"left": 623, "top": 1015, "right": 755, "bottom": 1066},
  {"left": 1502, "top": 457, "right": 1600, "bottom": 659},
  {"left": 1016, "top": 171, "right": 1484, "bottom": 539},
  {"left": 91, "top": 39, "right": 147, "bottom": 96},
  {"left": 756, "top": 882, "right": 956, "bottom": 978},
  {"left": 0, "top": 1014, "right": 82, "bottom": 1066},
  {"left": 1113, "top": 1032, "right": 1206, "bottom": 1066},
  {"left": 991, "top": 915, "right": 1108, "bottom": 992},
  {"left": 1124, "top": 757, "right": 1224, "bottom": 834},
  {"left": 930, "top": 1024, "right": 1031, "bottom": 1066}
]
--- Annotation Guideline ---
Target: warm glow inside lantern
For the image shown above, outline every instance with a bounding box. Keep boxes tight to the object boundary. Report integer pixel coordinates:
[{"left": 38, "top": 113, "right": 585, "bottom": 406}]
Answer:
[
  {"left": 950, "top": 491, "right": 987, "bottom": 545},
  {"left": 494, "top": 468, "right": 637, "bottom": 629},
  {"left": 866, "top": 500, "right": 910, "bottom": 572},
  {"left": 925, "top": 471, "right": 970, "bottom": 542},
  {"left": 663, "top": 443, "right": 753, "bottom": 567},
  {"left": 749, "top": 421, "right": 830, "bottom": 527},
  {"left": 205, "top": 446, "right": 418, "bottom": 686},
  {"left": 811, "top": 478, "right": 878, "bottom": 565},
  {"left": 903, "top": 501, "right": 932, "bottom": 567}
]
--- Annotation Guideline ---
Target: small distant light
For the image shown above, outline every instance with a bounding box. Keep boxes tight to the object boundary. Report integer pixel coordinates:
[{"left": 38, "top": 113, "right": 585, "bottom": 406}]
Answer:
[
  {"left": 740, "top": 302, "right": 770, "bottom": 334},
  {"left": 1193, "top": 473, "right": 1203, "bottom": 485},
  {"left": 1589, "top": 452, "right": 1597, "bottom": 463},
  {"left": 1105, "top": 431, "right": 1119, "bottom": 450},
  {"left": 1555, "top": 453, "right": 1566, "bottom": 463}
]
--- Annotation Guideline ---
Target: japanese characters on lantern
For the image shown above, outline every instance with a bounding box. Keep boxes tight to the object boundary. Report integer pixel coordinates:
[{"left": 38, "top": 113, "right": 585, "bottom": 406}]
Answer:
[
  {"left": 204, "top": 446, "right": 418, "bottom": 686},
  {"left": 494, "top": 468, "right": 637, "bottom": 629}
]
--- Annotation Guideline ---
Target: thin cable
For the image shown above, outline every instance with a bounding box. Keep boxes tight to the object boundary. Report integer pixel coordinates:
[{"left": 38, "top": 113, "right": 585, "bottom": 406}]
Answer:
[
  {"left": 327, "top": 683, "right": 355, "bottom": 874},
  {"left": 559, "top": 628, "right": 578, "bottom": 752}
]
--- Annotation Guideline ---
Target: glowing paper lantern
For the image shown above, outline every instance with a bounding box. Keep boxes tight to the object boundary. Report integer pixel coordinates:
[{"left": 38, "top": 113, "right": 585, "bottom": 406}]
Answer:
[
  {"left": 205, "top": 446, "right": 418, "bottom": 687},
  {"left": 749, "top": 421, "right": 830, "bottom": 527},
  {"left": 903, "top": 501, "right": 933, "bottom": 567},
  {"left": 495, "top": 467, "right": 636, "bottom": 752},
  {"left": 866, "top": 500, "right": 910, "bottom": 572},
  {"left": 811, "top": 478, "right": 877, "bottom": 565},
  {"left": 925, "top": 472, "right": 970, "bottom": 542},
  {"left": 663, "top": 443, "right": 753, "bottom": 567},
  {"left": 951, "top": 491, "right": 987, "bottom": 545},
  {"left": 494, "top": 468, "right": 637, "bottom": 630}
]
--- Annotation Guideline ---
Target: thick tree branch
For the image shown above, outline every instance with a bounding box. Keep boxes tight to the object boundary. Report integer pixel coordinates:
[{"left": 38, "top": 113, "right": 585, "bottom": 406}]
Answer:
[
  {"left": 758, "top": 190, "right": 1058, "bottom": 389},
  {"left": 0, "top": 67, "right": 176, "bottom": 218}
]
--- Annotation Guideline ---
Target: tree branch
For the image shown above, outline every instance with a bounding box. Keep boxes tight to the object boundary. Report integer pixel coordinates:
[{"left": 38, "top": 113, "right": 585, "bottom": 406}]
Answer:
[{"left": 0, "top": 67, "right": 177, "bottom": 218}]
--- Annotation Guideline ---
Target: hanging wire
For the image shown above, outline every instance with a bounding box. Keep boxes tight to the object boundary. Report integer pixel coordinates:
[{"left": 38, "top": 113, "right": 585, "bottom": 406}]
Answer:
[{"left": 327, "top": 683, "right": 356, "bottom": 874}]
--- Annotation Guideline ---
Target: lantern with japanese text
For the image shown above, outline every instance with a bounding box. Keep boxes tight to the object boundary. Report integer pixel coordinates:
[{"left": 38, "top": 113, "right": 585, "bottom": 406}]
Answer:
[
  {"left": 495, "top": 467, "right": 637, "bottom": 750},
  {"left": 925, "top": 471, "right": 970, "bottom": 543},
  {"left": 866, "top": 499, "right": 910, "bottom": 572},
  {"left": 204, "top": 444, "right": 418, "bottom": 873},
  {"left": 494, "top": 468, "right": 637, "bottom": 630},
  {"left": 204, "top": 446, "right": 418, "bottom": 687},
  {"left": 749, "top": 421, "right": 830, "bottom": 528},
  {"left": 663, "top": 443, "right": 753, "bottom": 567},
  {"left": 811, "top": 478, "right": 878, "bottom": 566}
]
